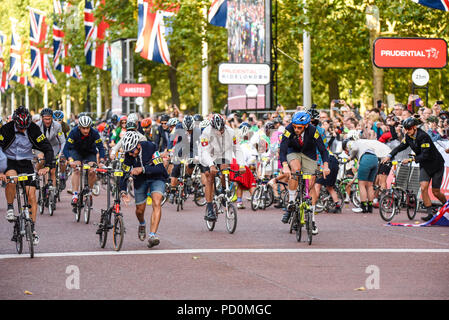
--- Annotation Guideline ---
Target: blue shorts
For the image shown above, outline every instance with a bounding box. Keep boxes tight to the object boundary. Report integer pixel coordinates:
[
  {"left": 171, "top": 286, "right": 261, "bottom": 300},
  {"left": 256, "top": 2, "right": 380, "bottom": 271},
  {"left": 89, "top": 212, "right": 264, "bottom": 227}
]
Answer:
[
  {"left": 357, "top": 153, "right": 378, "bottom": 182},
  {"left": 71, "top": 150, "right": 97, "bottom": 163},
  {"left": 134, "top": 179, "right": 166, "bottom": 205}
]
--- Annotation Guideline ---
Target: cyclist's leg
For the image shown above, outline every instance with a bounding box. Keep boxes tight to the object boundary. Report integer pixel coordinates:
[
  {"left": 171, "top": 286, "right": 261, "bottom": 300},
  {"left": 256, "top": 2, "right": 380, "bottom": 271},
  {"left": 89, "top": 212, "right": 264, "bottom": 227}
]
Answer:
[
  {"left": 430, "top": 167, "right": 446, "bottom": 205},
  {"left": 286, "top": 153, "right": 301, "bottom": 202},
  {"left": 5, "top": 168, "right": 18, "bottom": 220},
  {"left": 148, "top": 180, "right": 165, "bottom": 234},
  {"left": 25, "top": 185, "right": 37, "bottom": 222}
]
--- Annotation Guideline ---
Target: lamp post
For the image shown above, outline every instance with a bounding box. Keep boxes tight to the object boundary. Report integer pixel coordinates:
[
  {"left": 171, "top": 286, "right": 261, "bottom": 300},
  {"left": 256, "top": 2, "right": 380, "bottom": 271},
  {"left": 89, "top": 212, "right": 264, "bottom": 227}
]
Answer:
[{"left": 365, "top": 4, "right": 384, "bottom": 108}]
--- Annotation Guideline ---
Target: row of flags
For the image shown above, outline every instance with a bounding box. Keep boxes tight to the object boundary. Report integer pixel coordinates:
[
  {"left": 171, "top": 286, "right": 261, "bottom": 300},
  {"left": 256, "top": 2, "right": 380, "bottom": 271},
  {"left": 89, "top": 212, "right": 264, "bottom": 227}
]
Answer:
[{"left": 0, "top": 0, "right": 226, "bottom": 94}]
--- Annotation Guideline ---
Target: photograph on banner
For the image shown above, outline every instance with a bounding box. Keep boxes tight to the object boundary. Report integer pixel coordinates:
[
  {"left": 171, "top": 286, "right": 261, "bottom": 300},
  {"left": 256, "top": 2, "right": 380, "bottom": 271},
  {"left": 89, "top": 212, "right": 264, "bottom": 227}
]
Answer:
[{"left": 227, "top": 0, "right": 266, "bottom": 110}]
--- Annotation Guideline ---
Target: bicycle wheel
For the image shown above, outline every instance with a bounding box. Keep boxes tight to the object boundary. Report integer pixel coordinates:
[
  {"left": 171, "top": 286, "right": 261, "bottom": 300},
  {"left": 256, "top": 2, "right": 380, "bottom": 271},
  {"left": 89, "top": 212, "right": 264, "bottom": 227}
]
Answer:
[
  {"left": 193, "top": 184, "right": 206, "bottom": 207},
  {"left": 161, "top": 183, "right": 169, "bottom": 206},
  {"left": 38, "top": 190, "right": 44, "bottom": 215},
  {"left": 295, "top": 210, "right": 302, "bottom": 242},
  {"left": 112, "top": 215, "right": 125, "bottom": 251},
  {"left": 127, "top": 179, "right": 134, "bottom": 198},
  {"left": 84, "top": 195, "right": 92, "bottom": 224},
  {"left": 92, "top": 181, "right": 100, "bottom": 196},
  {"left": 99, "top": 210, "right": 109, "bottom": 248},
  {"left": 379, "top": 194, "right": 396, "bottom": 222},
  {"left": 265, "top": 185, "right": 275, "bottom": 208},
  {"left": 407, "top": 193, "right": 418, "bottom": 220},
  {"left": 14, "top": 221, "right": 23, "bottom": 254},
  {"left": 305, "top": 210, "right": 313, "bottom": 245},
  {"left": 25, "top": 220, "right": 34, "bottom": 259},
  {"left": 205, "top": 203, "right": 217, "bottom": 231},
  {"left": 315, "top": 187, "right": 327, "bottom": 213},
  {"left": 48, "top": 191, "right": 55, "bottom": 216},
  {"left": 289, "top": 208, "right": 297, "bottom": 234},
  {"left": 225, "top": 203, "right": 237, "bottom": 234},
  {"left": 251, "top": 186, "right": 262, "bottom": 211}
]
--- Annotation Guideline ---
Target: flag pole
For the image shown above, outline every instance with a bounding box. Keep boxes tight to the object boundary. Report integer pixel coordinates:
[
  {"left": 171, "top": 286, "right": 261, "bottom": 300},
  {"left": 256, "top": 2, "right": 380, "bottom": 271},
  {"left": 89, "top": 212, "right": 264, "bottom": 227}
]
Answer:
[
  {"left": 66, "top": 75, "right": 71, "bottom": 120},
  {"left": 201, "top": 6, "right": 210, "bottom": 117},
  {"left": 25, "top": 86, "right": 29, "bottom": 109},
  {"left": 96, "top": 72, "right": 101, "bottom": 120}
]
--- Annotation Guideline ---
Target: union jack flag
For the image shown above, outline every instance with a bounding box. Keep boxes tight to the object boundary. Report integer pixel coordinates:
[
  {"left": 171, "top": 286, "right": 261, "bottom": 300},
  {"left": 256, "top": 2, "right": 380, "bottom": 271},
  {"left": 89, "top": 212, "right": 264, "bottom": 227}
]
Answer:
[
  {"left": 412, "top": 0, "right": 449, "bottom": 11},
  {"left": 208, "top": 0, "right": 227, "bottom": 27},
  {"left": 84, "top": 0, "right": 110, "bottom": 70},
  {"left": 29, "top": 8, "right": 58, "bottom": 84},
  {"left": 7, "top": 21, "right": 34, "bottom": 88},
  {"left": 53, "top": 0, "right": 82, "bottom": 79},
  {"left": 135, "top": 0, "right": 179, "bottom": 66}
]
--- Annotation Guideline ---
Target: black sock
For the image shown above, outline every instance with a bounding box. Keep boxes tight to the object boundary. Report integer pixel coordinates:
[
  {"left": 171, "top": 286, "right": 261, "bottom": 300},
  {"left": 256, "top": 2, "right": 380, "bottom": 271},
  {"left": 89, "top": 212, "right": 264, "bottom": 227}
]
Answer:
[
  {"left": 7, "top": 203, "right": 13, "bottom": 210},
  {"left": 207, "top": 202, "right": 213, "bottom": 210}
]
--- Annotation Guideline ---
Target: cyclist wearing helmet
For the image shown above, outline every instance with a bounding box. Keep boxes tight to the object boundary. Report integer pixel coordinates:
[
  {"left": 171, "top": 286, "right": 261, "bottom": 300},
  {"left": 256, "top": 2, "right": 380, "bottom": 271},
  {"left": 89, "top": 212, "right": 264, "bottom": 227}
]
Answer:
[
  {"left": 119, "top": 131, "right": 168, "bottom": 248},
  {"left": 383, "top": 116, "right": 447, "bottom": 221},
  {"left": 153, "top": 114, "right": 171, "bottom": 153},
  {"left": 0, "top": 106, "right": 54, "bottom": 244},
  {"left": 35, "top": 108, "right": 67, "bottom": 190},
  {"left": 200, "top": 113, "right": 245, "bottom": 221},
  {"left": 63, "top": 115, "right": 106, "bottom": 207},
  {"left": 141, "top": 117, "right": 153, "bottom": 141},
  {"left": 111, "top": 120, "right": 146, "bottom": 159},
  {"left": 279, "top": 111, "right": 330, "bottom": 234},
  {"left": 53, "top": 110, "right": 70, "bottom": 138},
  {"left": 167, "top": 115, "right": 202, "bottom": 203}
]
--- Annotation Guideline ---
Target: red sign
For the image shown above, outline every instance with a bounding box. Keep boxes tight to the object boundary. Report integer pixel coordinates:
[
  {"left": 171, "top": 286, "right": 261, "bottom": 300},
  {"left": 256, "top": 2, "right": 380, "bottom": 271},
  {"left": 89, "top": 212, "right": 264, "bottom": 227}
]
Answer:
[
  {"left": 118, "top": 83, "right": 151, "bottom": 97},
  {"left": 373, "top": 37, "right": 447, "bottom": 69}
]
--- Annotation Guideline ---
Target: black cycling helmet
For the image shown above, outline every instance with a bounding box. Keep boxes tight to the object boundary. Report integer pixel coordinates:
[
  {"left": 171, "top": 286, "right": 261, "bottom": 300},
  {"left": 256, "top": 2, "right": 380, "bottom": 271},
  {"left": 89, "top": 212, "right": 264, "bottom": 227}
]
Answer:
[
  {"left": 40, "top": 107, "right": 53, "bottom": 117},
  {"left": 265, "top": 121, "right": 275, "bottom": 131},
  {"left": 193, "top": 114, "right": 203, "bottom": 122},
  {"left": 126, "top": 121, "right": 137, "bottom": 131},
  {"left": 402, "top": 117, "right": 419, "bottom": 129},
  {"left": 342, "top": 138, "right": 351, "bottom": 151},
  {"left": 13, "top": 106, "right": 32, "bottom": 130},
  {"left": 160, "top": 114, "right": 170, "bottom": 122},
  {"left": 182, "top": 115, "right": 194, "bottom": 131},
  {"left": 111, "top": 114, "right": 119, "bottom": 125}
]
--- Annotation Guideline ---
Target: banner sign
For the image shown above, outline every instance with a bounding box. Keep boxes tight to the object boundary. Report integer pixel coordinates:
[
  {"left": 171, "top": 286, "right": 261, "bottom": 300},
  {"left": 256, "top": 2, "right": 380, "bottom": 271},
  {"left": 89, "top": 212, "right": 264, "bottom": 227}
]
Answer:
[
  {"left": 219, "top": 63, "right": 270, "bottom": 85},
  {"left": 119, "top": 83, "right": 152, "bottom": 97},
  {"left": 373, "top": 37, "right": 447, "bottom": 69}
]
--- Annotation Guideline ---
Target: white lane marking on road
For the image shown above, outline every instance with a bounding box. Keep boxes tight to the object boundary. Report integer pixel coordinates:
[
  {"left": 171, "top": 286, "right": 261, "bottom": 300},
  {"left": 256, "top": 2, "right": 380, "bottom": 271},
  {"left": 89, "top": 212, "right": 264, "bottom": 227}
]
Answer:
[{"left": 1, "top": 248, "right": 449, "bottom": 260}]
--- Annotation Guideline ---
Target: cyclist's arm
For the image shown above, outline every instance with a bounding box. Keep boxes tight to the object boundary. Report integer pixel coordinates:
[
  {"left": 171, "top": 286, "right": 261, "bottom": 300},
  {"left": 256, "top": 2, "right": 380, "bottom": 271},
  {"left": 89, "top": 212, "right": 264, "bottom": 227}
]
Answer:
[
  {"left": 0, "top": 148, "right": 7, "bottom": 173},
  {"left": 388, "top": 138, "right": 409, "bottom": 160},
  {"left": 279, "top": 130, "right": 290, "bottom": 166},
  {"left": 64, "top": 130, "right": 77, "bottom": 162},
  {"left": 94, "top": 132, "right": 106, "bottom": 162}
]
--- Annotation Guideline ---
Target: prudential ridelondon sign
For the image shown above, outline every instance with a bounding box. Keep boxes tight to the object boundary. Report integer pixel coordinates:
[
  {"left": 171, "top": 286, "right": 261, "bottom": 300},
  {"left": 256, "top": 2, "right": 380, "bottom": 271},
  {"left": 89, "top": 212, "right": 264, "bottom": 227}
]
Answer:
[
  {"left": 373, "top": 37, "right": 447, "bottom": 69},
  {"left": 218, "top": 63, "right": 271, "bottom": 85}
]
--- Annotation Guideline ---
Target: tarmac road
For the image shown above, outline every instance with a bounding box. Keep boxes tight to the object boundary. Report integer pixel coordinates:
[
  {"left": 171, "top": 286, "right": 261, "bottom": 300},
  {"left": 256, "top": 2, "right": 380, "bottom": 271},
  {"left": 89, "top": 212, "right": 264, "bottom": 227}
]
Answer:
[{"left": 0, "top": 181, "right": 448, "bottom": 300}]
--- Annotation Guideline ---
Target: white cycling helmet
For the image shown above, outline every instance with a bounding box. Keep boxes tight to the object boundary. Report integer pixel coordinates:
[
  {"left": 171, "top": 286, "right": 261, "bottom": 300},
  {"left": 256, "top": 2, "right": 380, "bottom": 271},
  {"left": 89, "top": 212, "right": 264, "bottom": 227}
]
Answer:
[
  {"left": 122, "top": 131, "right": 141, "bottom": 152},
  {"left": 239, "top": 123, "right": 250, "bottom": 138},
  {"left": 167, "top": 117, "right": 179, "bottom": 127},
  {"left": 32, "top": 114, "right": 41, "bottom": 123},
  {"left": 78, "top": 115, "right": 93, "bottom": 128},
  {"left": 128, "top": 113, "right": 139, "bottom": 123},
  {"left": 182, "top": 115, "right": 194, "bottom": 131},
  {"left": 200, "top": 119, "right": 210, "bottom": 129}
]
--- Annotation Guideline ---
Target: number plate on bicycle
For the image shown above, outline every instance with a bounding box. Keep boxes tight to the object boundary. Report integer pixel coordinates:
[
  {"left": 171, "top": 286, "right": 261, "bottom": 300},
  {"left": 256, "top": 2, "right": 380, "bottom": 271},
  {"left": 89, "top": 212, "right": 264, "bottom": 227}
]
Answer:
[
  {"left": 303, "top": 174, "right": 312, "bottom": 180},
  {"left": 114, "top": 171, "right": 123, "bottom": 177},
  {"left": 18, "top": 176, "right": 28, "bottom": 181},
  {"left": 392, "top": 161, "right": 398, "bottom": 165},
  {"left": 83, "top": 164, "right": 91, "bottom": 169},
  {"left": 222, "top": 170, "right": 230, "bottom": 175}
]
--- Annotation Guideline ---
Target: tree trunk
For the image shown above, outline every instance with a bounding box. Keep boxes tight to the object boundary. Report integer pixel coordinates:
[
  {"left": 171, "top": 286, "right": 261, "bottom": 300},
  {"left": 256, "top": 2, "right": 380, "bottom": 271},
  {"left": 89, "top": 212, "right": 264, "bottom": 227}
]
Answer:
[
  {"left": 370, "top": 29, "right": 384, "bottom": 108},
  {"left": 168, "top": 64, "right": 180, "bottom": 107},
  {"left": 328, "top": 72, "right": 340, "bottom": 102},
  {"left": 101, "top": 75, "right": 111, "bottom": 111}
]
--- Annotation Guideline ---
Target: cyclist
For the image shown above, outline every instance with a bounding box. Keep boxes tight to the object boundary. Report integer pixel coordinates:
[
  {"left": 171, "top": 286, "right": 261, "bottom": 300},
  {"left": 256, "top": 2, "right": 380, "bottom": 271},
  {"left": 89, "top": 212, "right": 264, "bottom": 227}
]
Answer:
[
  {"left": 346, "top": 138, "right": 391, "bottom": 213},
  {"left": 53, "top": 110, "right": 70, "bottom": 138},
  {"left": 35, "top": 108, "right": 66, "bottom": 190},
  {"left": 153, "top": 114, "right": 171, "bottom": 153},
  {"left": 111, "top": 120, "right": 146, "bottom": 159},
  {"left": 119, "top": 131, "right": 169, "bottom": 248},
  {"left": 141, "top": 117, "right": 153, "bottom": 141},
  {"left": 279, "top": 111, "right": 331, "bottom": 235},
  {"left": 382, "top": 117, "right": 447, "bottom": 221},
  {"left": 167, "top": 115, "right": 202, "bottom": 203},
  {"left": 0, "top": 106, "right": 54, "bottom": 244},
  {"left": 63, "top": 115, "right": 106, "bottom": 208},
  {"left": 199, "top": 114, "right": 245, "bottom": 221}
]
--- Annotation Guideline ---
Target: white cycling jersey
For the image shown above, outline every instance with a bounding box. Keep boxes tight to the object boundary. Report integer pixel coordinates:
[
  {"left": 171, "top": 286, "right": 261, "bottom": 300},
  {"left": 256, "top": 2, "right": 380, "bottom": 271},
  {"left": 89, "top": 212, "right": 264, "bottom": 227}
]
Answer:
[{"left": 199, "top": 125, "right": 245, "bottom": 167}]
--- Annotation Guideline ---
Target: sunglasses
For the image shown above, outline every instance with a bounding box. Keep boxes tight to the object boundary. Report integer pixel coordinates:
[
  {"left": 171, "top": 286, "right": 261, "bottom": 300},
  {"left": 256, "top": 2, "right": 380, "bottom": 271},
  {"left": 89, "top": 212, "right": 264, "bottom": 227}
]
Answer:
[
  {"left": 128, "top": 146, "right": 138, "bottom": 154},
  {"left": 292, "top": 124, "right": 306, "bottom": 129},
  {"left": 161, "top": 122, "right": 167, "bottom": 125}
]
